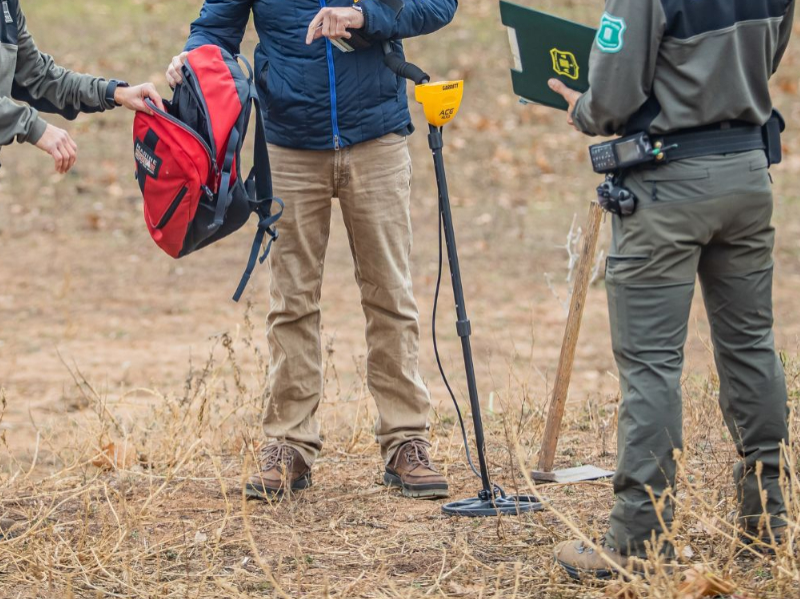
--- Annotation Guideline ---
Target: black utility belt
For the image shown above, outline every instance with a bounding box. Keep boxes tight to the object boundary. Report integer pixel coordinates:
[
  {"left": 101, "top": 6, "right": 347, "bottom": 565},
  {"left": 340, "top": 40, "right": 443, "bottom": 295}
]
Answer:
[{"left": 589, "top": 111, "right": 784, "bottom": 175}]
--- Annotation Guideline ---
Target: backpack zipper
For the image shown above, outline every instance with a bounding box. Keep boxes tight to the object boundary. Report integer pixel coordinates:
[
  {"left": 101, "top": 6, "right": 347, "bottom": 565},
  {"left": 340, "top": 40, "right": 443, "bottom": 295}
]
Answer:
[
  {"left": 148, "top": 102, "right": 214, "bottom": 170},
  {"left": 154, "top": 186, "right": 188, "bottom": 230},
  {"left": 319, "top": 0, "right": 341, "bottom": 150},
  {"left": 182, "top": 62, "right": 221, "bottom": 170}
]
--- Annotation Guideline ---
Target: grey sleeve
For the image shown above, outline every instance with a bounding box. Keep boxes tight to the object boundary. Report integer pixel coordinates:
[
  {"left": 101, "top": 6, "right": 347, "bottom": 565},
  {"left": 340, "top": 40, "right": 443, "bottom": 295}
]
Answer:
[
  {"left": 0, "top": 96, "right": 46, "bottom": 145},
  {"left": 572, "top": 0, "right": 666, "bottom": 137},
  {"left": 773, "top": 0, "right": 795, "bottom": 74},
  {"left": 11, "top": 5, "right": 112, "bottom": 128}
]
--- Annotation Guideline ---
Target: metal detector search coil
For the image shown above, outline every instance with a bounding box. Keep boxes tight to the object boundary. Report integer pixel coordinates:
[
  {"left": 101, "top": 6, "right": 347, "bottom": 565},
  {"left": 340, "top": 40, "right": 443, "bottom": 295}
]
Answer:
[{"left": 415, "top": 81, "right": 464, "bottom": 127}]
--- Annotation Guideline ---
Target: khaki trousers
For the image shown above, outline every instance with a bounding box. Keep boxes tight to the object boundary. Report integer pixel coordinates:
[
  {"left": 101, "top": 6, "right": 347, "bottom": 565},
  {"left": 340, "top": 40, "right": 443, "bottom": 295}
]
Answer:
[{"left": 263, "top": 134, "right": 431, "bottom": 466}]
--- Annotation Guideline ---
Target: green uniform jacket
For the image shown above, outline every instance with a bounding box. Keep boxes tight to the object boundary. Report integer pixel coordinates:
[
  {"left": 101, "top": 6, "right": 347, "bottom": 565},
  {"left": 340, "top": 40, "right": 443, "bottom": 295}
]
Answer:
[
  {"left": 573, "top": 0, "right": 796, "bottom": 137},
  {"left": 0, "top": 0, "right": 114, "bottom": 147}
]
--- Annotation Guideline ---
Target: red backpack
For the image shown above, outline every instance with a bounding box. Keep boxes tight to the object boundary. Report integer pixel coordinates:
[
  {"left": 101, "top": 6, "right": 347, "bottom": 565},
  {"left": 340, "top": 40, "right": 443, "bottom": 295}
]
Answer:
[{"left": 133, "top": 45, "right": 283, "bottom": 301}]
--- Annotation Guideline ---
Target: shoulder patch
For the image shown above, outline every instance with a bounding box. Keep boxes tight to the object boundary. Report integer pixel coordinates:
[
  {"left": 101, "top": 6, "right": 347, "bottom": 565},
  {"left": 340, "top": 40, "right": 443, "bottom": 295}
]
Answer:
[{"left": 596, "top": 12, "right": 626, "bottom": 54}]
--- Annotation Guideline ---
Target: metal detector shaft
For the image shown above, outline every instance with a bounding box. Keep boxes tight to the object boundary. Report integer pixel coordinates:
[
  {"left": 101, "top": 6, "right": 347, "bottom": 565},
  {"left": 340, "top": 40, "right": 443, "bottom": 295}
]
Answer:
[
  {"left": 384, "top": 59, "right": 542, "bottom": 515},
  {"left": 428, "top": 125, "right": 493, "bottom": 496}
]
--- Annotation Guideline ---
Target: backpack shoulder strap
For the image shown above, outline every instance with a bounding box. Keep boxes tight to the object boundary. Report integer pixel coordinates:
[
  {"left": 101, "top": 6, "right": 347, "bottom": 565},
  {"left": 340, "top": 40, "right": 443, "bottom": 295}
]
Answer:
[
  {"left": 210, "top": 53, "right": 252, "bottom": 233},
  {"left": 211, "top": 125, "right": 240, "bottom": 231},
  {"left": 232, "top": 71, "right": 284, "bottom": 303}
]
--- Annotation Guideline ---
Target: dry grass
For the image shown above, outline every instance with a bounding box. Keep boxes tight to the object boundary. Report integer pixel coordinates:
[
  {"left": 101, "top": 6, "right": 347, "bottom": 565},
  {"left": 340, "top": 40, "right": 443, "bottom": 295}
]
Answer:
[
  {"left": 1, "top": 313, "right": 798, "bottom": 598},
  {"left": 1, "top": 0, "right": 800, "bottom": 597}
]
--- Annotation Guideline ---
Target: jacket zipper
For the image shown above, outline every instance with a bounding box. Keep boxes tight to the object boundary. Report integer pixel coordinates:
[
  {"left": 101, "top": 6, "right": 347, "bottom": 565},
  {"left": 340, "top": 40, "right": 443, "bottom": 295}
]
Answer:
[
  {"left": 319, "top": 0, "right": 341, "bottom": 150},
  {"left": 154, "top": 186, "right": 188, "bottom": 230}
]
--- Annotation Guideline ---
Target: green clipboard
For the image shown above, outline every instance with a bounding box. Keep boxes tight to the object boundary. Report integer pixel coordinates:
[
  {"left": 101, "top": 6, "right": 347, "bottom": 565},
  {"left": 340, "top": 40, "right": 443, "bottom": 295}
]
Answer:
[{"left": 500, "top": 1, "right": 597, "bottom": 111}]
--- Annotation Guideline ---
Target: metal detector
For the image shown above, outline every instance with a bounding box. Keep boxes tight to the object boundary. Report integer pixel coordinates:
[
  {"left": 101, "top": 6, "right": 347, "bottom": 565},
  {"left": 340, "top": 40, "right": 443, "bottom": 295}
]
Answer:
[{"left": 383, "top": 48, "right": 543, "bottom": 517}]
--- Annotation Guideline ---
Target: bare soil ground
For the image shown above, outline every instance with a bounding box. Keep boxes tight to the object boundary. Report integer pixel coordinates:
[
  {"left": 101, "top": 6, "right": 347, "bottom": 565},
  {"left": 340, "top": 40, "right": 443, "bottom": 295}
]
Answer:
[{"left": 1, "top": 1, "right": 799, "bottom": 597}]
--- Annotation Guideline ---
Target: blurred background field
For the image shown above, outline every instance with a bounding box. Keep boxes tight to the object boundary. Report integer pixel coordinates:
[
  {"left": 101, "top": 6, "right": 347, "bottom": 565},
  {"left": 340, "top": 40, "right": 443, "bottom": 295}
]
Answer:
[{"left": 0, "top": 1, "right": 798, "bottom": 597}]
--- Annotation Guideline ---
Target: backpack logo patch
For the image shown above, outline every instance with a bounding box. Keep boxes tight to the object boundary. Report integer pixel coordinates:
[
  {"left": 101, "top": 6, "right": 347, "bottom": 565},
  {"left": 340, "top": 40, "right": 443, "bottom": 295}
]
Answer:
[
  {"left": 135, "top": 139, "right": 161, "bottom": 178},
  {"left": 550, "top": 48, "right": 580, "bottom": 80},
  {"left": 3, "top": 2, "right": 13, "bottom": 24},
  {"left": 596, "top": 12, "right": 626, "bottom": 54}
]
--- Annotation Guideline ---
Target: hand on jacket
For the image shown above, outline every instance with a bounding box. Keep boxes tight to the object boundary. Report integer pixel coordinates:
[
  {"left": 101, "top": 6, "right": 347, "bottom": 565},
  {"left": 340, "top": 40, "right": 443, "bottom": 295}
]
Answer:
[
  {"left": 306, "top": 7, "right": 365, "bottom": 44},
  {"left": 115, "top": 83, "right": 165, "bottom": 114},
  {"left": 35, "top": 124, "right": 77, "bottom": 174}
]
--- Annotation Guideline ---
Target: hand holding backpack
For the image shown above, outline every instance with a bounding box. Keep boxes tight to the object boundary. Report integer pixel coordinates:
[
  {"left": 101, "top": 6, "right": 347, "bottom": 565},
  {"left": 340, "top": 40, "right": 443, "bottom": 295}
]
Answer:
[{"left": 133, "top": 44, "right": 283, "bottom": 301}]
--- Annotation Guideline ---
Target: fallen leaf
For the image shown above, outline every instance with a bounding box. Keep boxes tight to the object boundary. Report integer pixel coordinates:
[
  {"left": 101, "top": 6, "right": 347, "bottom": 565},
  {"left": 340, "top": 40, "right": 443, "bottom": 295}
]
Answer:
[
  {"left": 92, "top": 442, "right": 138, "bottom": 471},
  {"left": 85, "top": 213, "right": 103, "bottom": 231},
  {"left": 679, "top": 567, "right": 737, "bottom": 599}
]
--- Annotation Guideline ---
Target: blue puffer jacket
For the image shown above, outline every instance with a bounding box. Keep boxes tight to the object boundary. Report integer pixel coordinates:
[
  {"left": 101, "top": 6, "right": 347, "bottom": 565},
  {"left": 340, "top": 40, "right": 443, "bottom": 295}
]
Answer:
[{"left": 185, "top": 0, "right": 458, "bottom": 150}]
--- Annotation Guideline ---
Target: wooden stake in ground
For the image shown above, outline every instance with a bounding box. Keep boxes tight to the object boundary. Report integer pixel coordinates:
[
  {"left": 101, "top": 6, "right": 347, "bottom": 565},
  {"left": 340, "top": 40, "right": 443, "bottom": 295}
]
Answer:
[{"left": 532, "top": 201, "right": 613, "bottom": 484}]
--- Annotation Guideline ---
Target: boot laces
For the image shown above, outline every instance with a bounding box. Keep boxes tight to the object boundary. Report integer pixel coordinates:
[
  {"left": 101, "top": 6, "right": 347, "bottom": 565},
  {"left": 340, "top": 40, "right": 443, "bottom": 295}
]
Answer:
[
  {"left": 260, "top": 444, "right": 295, "bottom": 472},
  {"left": 403, "top": 440, "right": 434, "bottom": 469}
]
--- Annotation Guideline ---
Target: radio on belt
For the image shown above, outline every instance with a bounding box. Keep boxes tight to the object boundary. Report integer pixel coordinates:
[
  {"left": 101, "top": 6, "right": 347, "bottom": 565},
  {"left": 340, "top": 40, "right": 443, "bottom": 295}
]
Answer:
[{"left": 589, "top": 132, "right": 659, "bottom": 174}]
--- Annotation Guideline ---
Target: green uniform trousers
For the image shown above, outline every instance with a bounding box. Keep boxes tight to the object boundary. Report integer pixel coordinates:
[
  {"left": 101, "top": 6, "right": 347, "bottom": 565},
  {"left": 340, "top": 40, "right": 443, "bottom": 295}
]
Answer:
[{"left": 604, "top": 149, "right": 790, "bottom": 557}]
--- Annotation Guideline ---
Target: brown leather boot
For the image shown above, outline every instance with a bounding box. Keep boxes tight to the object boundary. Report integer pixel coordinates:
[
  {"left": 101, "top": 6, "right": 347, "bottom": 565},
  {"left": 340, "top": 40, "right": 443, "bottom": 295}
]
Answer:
[
  {"left": 245, "top": 444, "right": 311, "bottom": 499},
  {"left": 384, "top": 440, "right": 449, "bottom": 499}
]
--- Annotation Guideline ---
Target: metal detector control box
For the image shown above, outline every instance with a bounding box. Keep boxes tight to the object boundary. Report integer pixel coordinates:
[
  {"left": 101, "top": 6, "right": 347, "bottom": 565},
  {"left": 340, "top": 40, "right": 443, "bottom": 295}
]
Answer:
[{"left": 415, "top": 81, "right": 464, "bottom": 127}]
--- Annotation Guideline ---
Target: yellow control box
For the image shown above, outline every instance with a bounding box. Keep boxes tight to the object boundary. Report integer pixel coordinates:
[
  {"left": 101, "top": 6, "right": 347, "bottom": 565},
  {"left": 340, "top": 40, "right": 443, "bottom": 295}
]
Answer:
[{"left": 415, "top": 80, "right": 464, "bottom": 127}]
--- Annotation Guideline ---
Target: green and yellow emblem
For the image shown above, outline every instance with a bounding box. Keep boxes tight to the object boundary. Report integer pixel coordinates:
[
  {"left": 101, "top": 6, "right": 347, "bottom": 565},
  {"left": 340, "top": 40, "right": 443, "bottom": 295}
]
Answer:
[
  {"left": 550, "top": 48, "right": 580, "bottom": 80},
  {"left": 596, "top": 12, "right": 626, "bottom": 53}
]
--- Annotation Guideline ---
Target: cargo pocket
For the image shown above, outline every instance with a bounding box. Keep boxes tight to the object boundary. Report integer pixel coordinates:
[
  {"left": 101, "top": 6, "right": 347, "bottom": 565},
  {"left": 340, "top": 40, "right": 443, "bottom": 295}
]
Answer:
[
  {"left": 605, "top": 268, "right": 630, "bottom": 359},
  {"left": 605, "top": 254, "right": 650, "bottom": 284},
  {"left": 641, "top": 168, "right": 710, "bottom": 203}
]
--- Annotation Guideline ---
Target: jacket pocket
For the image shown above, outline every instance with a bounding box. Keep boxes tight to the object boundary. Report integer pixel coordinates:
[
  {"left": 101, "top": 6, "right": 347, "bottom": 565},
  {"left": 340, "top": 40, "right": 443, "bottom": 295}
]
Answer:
[
  {"left": 259, "top": 61, "right": 269, "bottom": 91},
  {"left": 254, "top": 46, "right": 270, "bottom": 110},
  {"left": 0, "top": 43, "right": 17, "bottom": 97}
]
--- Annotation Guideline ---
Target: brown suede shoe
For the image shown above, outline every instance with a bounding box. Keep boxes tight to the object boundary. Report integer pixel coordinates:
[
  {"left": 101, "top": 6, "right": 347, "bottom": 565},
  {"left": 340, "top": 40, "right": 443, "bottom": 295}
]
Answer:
[
  {"left": 554, "top": 539, "right": 628, "bottom": 581},
  {"left": 0, "top": 517, "right": 25, "bottom": 541},
  {"left": 384, "top": 440, "right": 449, "bottom": 499},
  {"left": 245, "top": 444, "right": 311, "bottom": 499}
]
